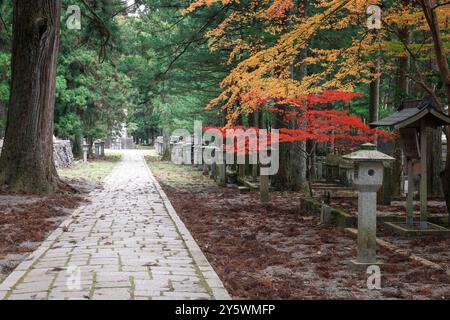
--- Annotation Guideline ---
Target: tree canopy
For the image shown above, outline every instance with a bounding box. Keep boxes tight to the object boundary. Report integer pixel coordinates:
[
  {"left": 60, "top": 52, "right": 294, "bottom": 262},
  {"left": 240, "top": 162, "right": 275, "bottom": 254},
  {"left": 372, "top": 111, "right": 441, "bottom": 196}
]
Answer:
[{"left": 0, "top": 0, "right": 448, "bottom": 198}]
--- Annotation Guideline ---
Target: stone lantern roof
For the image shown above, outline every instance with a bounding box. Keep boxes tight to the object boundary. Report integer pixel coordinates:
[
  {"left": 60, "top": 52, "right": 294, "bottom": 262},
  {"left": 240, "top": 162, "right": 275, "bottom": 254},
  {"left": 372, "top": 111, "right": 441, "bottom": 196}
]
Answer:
[{"left": 343, "top": 143, "right": 395, "bottom": 162}]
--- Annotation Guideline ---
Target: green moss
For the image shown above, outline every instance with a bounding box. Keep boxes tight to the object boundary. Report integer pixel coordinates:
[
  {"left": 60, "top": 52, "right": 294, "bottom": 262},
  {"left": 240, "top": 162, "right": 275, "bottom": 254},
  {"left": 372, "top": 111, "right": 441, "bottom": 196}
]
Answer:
[
  {"left": 300, "top": 197, "right": 356, "bottom": 228},
  {"left": 147, "top": 160, "right": 215, "bottom": 188},
  {"left": 58, "top": 151, "right": 121, "bottom": 182},
  {"left": 331, "top": 208, "right": 352, "bottom": 218}
]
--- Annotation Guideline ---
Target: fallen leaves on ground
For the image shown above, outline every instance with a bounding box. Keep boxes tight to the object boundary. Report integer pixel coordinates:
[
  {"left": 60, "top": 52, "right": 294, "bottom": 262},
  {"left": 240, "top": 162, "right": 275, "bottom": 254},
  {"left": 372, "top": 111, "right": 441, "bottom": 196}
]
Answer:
[
  {"left": 0, "top": 181, "right": 88, "bottom": 280},
  {"left": 150, "top": 161, "right": 450, "bottom": 300}
]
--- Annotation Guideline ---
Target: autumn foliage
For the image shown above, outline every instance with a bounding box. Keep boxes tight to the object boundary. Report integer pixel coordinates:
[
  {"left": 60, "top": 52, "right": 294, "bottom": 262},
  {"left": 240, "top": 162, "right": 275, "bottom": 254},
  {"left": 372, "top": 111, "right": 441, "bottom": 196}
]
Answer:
[
  {"left": 205, "top": 90, "right": 393, "bottom": 156},
  {"left": 185, "top": 0, "right": 449, "bottom": 123}
]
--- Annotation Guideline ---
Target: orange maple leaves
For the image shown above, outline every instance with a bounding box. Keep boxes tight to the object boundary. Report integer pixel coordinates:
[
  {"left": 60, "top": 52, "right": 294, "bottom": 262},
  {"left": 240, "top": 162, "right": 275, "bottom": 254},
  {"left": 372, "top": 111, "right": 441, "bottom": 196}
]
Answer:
[{"left": 184, "top": 0, "right": 447, "bottom": 125}]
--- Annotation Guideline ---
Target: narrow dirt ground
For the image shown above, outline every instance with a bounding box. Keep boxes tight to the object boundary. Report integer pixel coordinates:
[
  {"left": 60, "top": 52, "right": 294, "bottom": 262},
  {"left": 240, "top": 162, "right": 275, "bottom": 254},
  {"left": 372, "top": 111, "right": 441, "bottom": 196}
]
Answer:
[{"left": 148, "top": 159, "right": 450, "bottom": 300}]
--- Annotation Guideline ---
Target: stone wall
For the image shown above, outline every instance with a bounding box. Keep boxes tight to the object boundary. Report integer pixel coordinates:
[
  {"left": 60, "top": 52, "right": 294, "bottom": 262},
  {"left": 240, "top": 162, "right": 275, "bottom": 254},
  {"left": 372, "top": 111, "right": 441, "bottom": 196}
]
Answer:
[
  {"left": 0, "top": 138, "right": 74, "bottom": 168},
  {"left": 53, "top": 140, "right": 75, "bottom": 167}
]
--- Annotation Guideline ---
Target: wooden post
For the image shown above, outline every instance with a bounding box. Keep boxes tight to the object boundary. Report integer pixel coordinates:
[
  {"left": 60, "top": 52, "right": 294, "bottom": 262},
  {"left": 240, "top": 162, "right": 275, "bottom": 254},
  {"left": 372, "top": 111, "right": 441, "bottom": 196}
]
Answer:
[
  {"left": 210, "top": 147, "right": 218, "bottom": 181},
  {"left": 420, "top": 120, "right": 428, "bottom": 228},
  {"left": 252, "top": 163, "right": 258, "bottom": 182},
  {"left": 252, "top": 110, "right": 259, "bottom": 183},
  {"left": 210, "top": 162, "right": 217, "bottom": 181},
  {"left": 219, "top": 150, "right": 227, "bottom": 187},
  {"left": 406, "top": 159, "right": 414, "bottom": 226},
  {"left": 100, "top": 141, "right": 105, "bottom": 157},
  {"left": 219, "top": 163, "right": 226, "bottom": 186},
  {"left": 239, "top": 164, "right": 245, "bottom": 179},
  {"left": 260, "top": 173, "right": 269, "bottom": 203},
  {"left": 260, "top": 160, "right": 270, "bottom": 203}
]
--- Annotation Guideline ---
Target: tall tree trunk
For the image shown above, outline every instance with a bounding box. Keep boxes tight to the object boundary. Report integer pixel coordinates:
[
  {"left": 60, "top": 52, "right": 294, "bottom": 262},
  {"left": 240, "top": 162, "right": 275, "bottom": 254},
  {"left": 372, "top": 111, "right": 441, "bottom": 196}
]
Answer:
[
  {"left": 369, "top": 37, "right": 380, "bottom": 124},
  {"left": 0, "top": 2, "right": 7, "bottom": 139},
  {"left": 161, "top": 127, "right": 171, "bottom": 161},
  {"left": 443, "top": 137, "right": 450, "bottom": 224},
  {"left": 72, "top": 135, "right": 83, "bottom": 159},
  {"left": 271, "top": 62, "right": 307, "bottom": 191},
  {"left": 0, "top": 101, "right": 4, "bottom": 139},
  {"left": 272, "top": 0, "right": 309, "bottom": 192},
  {"left": 369, "top": 81, "right": 380, "bottom": 124},
  {"left": 369, "top": 41, "right": 392, "bottom": 205},
  {"left": 0, "top": 0, "right": 61, "bottom": 193},
  {"left": 392, "top": 21, "right": 410, "bottom": 198},
  {"left": 252, "top": 110, "right": 259, "bottom": 182},
  {"left": 272, "top": 109, "right": 306, "bottom": 191},
  {"left": 427, "top": 127, "right": 443, "bottom": 196},
  {"left": 419, "top": 0, "right": 450, "bottom": 221}
]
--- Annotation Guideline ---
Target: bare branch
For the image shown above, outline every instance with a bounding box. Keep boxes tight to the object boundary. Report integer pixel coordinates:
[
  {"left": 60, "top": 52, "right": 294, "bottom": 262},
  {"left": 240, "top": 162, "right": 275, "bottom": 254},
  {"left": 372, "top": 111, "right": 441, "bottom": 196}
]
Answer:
[
  {"left": 433, "top": 1, "right": 450, "bottom": 10},
  {"left": 77, "top": 0, "right": 112, "bottom": 62}
]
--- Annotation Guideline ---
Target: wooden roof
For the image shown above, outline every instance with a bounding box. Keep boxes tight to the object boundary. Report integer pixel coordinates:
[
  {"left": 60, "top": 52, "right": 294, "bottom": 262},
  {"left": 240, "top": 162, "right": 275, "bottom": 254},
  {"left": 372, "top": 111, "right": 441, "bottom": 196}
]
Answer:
[{"left": 370, "top": 98, "right": 450, "bottom": 129}]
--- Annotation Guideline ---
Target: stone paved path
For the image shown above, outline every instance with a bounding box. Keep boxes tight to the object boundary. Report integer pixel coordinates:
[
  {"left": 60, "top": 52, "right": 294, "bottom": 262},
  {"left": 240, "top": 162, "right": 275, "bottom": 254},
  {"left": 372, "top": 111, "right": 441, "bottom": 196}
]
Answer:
[{"left": 0, "top": 151, "right": 230, "bottom": 300}]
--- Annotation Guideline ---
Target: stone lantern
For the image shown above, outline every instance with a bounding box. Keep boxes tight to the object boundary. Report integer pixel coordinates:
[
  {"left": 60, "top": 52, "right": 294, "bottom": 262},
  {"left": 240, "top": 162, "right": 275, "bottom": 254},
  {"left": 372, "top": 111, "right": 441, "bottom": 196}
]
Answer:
[
  {"left": 100, "top": 140, "right": 105, "bottom": 157},
  {"left": 343, "top": 143, "right": 395, "bottom": 266},
  {"left": 94, "top": 140, "right": 102, "bottom": 158},
  {"left": 82, "top": 140, "right": 90, "bottom": 163}
]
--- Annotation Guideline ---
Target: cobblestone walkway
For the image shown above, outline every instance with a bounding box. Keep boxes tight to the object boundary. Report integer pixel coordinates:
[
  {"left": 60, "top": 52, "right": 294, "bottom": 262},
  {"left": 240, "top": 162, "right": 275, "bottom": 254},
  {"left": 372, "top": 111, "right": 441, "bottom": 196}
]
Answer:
[{"left": 0, "top": 151, "right": 230, "bottom": 300}]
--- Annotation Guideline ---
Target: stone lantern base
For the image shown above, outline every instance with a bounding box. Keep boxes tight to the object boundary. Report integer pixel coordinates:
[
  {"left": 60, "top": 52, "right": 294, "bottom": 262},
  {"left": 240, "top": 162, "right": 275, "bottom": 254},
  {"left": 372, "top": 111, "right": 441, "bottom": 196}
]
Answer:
[
  {"left": 384, "top": 221, "right": 450, "bottom": 238},
  {"left": 349, "top": 259, "right": 384, "bottom": 271}
]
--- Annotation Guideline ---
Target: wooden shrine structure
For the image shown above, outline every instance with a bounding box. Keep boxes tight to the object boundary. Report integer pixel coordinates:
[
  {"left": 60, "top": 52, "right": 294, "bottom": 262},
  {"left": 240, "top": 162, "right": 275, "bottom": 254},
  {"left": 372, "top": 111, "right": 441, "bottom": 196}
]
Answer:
[{"left": 371, "top": 97, "right": 450, "bottom": 229}]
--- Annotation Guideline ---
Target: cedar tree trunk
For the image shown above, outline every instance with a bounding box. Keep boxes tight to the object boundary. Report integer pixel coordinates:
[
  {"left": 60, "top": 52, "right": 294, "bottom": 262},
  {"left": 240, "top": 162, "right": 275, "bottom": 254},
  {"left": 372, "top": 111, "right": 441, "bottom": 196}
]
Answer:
[
  {"left": 0, "top": 0, "right": 61, "bottom": 193},
  {"left": 419, "top": 0, "right": 450, "bottom": 221}
]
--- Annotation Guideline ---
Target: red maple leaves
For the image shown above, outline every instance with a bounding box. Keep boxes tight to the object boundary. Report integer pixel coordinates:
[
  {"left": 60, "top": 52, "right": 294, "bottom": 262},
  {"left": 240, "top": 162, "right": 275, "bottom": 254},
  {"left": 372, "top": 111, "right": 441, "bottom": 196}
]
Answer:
[{"left": 206, "top": 90, "right": 394, "bottom": 155}]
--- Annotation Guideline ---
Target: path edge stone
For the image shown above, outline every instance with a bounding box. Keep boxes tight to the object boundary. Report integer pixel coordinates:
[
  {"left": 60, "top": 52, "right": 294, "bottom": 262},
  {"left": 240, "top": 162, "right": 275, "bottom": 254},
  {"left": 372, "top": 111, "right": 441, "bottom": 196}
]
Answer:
[
  {"left": 0, "top": 159, "right": 122, "bottom": 300},
  {"left": 0, "top": 204, "right": 89, "bottom": 300},
  {"left": 142, "top": 153, "right": 232, "bottom": 300}
]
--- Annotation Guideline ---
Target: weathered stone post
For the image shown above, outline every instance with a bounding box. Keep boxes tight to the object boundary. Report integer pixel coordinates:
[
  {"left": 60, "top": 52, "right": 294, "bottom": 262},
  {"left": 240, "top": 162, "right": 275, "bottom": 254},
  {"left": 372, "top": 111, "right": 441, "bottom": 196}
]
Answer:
[
  {"left": 82, "top": 141, "right": 89, "bottom": 163},
  {"left": 204, "top": 146, "right": 218, "bottom": 180},
  {"left": 94, "top": 140, "right": 101, "bottom": 158},
  {"left": 252, "top": 163, "right": 258, "bottom": 182},
  {"left": 320, "top": 204, "right": 333, "bottom": 225},
  {"left": 193, "top": 144, "right": 203, "bottom": 169},
  {"left": 218, "top": 149, "right": 227, "bottom": 187},
  {"left": 219, "top": 163, "right": 227, "bottom": 186},
  {"left": 155, "top": 136, "right": 163, "bottom": 155},
  {"left": 260, "top": 147, "right": 271, "bottom": 203},
  {"left": 172, "top": 142, "right": 184, "bottom": 165},
  {"left": 260, "top": 170, "right": 269, "bottom": 203},
  {"left": 182, "top": 141, "right": 192, "bottom": 165},
  {"left": 100, "top": 141, "right": 105, "bottom": 157},
  {"left": 239, "top": 164, "right": 245, "bottom": 179},
  {"left": 211, "top": 163, "right": 217, "bottom": 180},
  {"left": 202, "top": 146, "right": 209, "bottom": 175},
  {"left": 343, "top": 143, "right": 394, "bottom": 266},
  {"left": 316, "top": 156, "right": 325, "bottom": 180}
]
